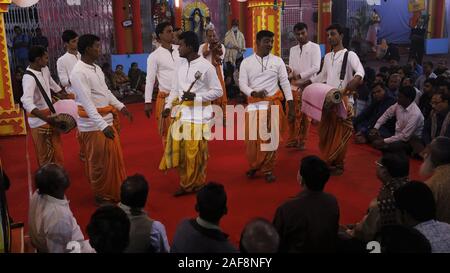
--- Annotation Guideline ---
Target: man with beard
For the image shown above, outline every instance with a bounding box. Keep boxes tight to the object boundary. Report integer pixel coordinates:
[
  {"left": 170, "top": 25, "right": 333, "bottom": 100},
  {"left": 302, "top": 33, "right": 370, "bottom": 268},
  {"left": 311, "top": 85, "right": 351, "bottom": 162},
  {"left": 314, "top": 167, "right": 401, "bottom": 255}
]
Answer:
[{"left": 420, "top": 137, "right": 450, "bottom": 224}]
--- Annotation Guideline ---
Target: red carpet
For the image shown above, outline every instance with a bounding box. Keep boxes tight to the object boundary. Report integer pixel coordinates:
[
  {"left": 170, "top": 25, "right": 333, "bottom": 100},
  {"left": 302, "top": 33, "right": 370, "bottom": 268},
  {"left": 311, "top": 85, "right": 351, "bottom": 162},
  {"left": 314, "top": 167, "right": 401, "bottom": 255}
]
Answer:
[{"left": 0, "top": 102, "right": 423, "bottom": 247}]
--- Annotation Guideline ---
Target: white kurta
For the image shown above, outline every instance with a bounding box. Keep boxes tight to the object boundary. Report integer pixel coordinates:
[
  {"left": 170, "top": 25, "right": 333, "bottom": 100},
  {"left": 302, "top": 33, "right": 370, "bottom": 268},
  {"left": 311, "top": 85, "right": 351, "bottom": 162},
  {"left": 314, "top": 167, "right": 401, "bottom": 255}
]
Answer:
[
  {"left": 56, "top": 51, "right": 81, "bottom": 93},
  {"left": 288, "top": 41, "right": 322, "bottom": 80},
  {"left": 165, "top": 56, "right": 223, "bottom": 124},
  {"left": 239, "top": 53, "right": 293, "bottom": 111},
  {"left": 21, "top": 66, "right": 62, "bottom": 128},
  {"left": 70, "top": 60, "right": 125, "bottom": 132},
  {"left": 145, "top": 45, "right": 180, "bottom": 103}
]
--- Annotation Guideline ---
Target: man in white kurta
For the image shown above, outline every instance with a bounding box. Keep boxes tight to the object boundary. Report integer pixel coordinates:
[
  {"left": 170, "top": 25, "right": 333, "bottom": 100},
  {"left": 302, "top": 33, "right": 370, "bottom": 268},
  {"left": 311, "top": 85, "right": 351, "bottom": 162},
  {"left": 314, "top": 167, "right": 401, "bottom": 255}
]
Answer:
[
  {"left": 57, "top": 30, "right": 81, "bottom": 95},
  {"left": 287, "top": 22, "right": 322, "bottom": 150},
  {"left": 21, "top": 47, "right": 65, "bottom": 167},
  {"left": 70, "top": 34, "right": 132, "bottom": 204},
  {"left": 144, "top": 22, "right": 180, "bottom": 145},
  {"left": 160, "top": 31, "right": 222, "bottom": 197},
  {"left": 239, "top": 30, "right": 295, "bottom": 183}
]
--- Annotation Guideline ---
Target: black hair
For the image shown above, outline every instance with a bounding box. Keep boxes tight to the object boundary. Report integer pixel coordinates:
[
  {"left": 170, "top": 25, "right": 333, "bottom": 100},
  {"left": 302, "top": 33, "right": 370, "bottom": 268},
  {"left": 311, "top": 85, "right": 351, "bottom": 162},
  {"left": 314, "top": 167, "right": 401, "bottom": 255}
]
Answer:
[
  {"left": 116, "top": 64, "right": 123, "bottom": 69},
  {"left": 62, "top": 30, "right": 78, "bottom": 43},
  {"left": 256, "top": 30, "right": 274, "bottom": 42},
  {"left": 77, "top": 34, "right": 100, "bottom": 55},
  {"left": 380, "top": 152, "right": 409, "bottom": 178},
  {"left": 174, "top": 27, "right": 182, "bottom": 32},
  {"left": 120, "top": 174, "right": 149, "bottom": 212},
  {"left": 28, "top": 45, "right": 47, "bottom": 63},
  {"left": 239, "top": 218, "right": 280, "bottom": 253},
  {"left": 35, "top": 163, "right": 69, "bottom": 196},
  {"left": 375, "top": 225, "right": 431, "bottom": 253},
  {"left": 424, "top": 78, "right": 436, "bottom": 87},
  {"left": 179, "top": 31, "right": 200, "bottom": 53},
  {"left": 86, "top": 205, "right": 130, "bottom": 253},
  {"left": 299, "top": 155, "right": 330, "bottom": 191},
  {"left": 196, "top": 182, "right": 227, "bottom": 223},
  {"left": 394, "top": 181, "right": 436, "bottom": 222},
  {"left": 371, "top": 81, "right": 386, "bottom": 90},
  {"left": 131, "top": 62, "right": 138, "bottom": 67},
  {"left": 423, "top": 61, "right": 434, "bottom": 69},
  {"left": 155, "top": 21, "right": 172, "bottom": 39},
  {"left": 293, "top": 22, "right": 308, "bottom": 32},
  {"left": 326, "top": 23, "right": 344, "bottom": 35},
  {"left": 398, "top": 85, "right": 417, "bottom": 102},
  {"left": 14, "top": 26, "right": 21, "bottom": 31}
]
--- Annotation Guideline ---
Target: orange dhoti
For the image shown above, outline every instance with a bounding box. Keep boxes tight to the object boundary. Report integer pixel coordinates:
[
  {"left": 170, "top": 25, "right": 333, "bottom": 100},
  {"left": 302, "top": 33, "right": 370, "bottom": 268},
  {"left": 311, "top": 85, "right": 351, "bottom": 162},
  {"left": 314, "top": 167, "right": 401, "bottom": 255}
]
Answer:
[
  {"left": 30, "top": 124, "right": 64, "bottom": 167},
  {"left": 155, "top": 91, "right": 171, "bottom": 145},
  {"left": 286, "top": 87, "right": 311, "bottom": 148},
  {"left": 318, "top": 98, "right": 353, "bottom": 168},
  {"left": 28, "top": 109, "right": 64, "bottom": 167},
  {"left": 78, "top": 106, "right": 126, "bottom": 202},
  {"left": 245, "top": 91, "right": 286, "bottom": 174}
]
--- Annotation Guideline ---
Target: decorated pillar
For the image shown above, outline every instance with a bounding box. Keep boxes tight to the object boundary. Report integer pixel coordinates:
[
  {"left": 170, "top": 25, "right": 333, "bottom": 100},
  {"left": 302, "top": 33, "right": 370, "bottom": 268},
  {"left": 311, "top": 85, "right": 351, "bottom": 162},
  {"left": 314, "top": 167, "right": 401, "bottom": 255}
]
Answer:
[
  {"left": 112, "top": 0, "right": 127, "bottom": 54},
  {"left": 131, "top": 0, "right": 143, "bottom": 53},
  {"left": 0, "top": 0, "right": 26, "bottom": 136},
  {"left": 427, "top": 0, "right": 446, "bottom": 38},
  {"left": 248, "top": 0, "right": 282, "bottom": 56},
  {"left": 174, "top": 0, "right": 183, "bottom": 27},
  {"left": 318, "top": 0, "right": 332, "bottom": 52}
]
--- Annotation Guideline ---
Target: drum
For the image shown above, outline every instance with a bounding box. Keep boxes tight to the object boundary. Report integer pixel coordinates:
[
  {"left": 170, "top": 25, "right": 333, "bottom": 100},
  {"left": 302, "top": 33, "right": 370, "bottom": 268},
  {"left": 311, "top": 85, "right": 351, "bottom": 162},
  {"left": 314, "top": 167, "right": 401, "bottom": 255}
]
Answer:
[
  {"left": 301, "top": 83, "right": 347, "bottom": 122},
  {"left": 53, "top": 99, "right": 78, "bottom": 134}
]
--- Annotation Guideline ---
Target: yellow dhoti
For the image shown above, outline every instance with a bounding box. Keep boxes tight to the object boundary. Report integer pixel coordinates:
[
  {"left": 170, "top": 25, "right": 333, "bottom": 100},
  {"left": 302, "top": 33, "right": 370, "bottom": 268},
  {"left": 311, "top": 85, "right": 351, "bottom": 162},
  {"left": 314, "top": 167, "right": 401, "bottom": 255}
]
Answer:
[
  {"left": 78, "top": 106, "right": 126, "bottom": 202},
  {"left": 160, "top": 101, "right": 210, "bottom": 192}
]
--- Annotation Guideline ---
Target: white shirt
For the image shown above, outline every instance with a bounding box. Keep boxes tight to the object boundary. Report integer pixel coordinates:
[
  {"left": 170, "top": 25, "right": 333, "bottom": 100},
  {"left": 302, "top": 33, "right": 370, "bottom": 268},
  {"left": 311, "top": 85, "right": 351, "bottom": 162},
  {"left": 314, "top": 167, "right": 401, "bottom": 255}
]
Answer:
[
  {"left": 21, "top": 66, "right": 62, "bottom": 128},
  {"left": 374, "top": 102, "right": 424, "bottom": 144},
  {"left": 311, "top": 49, "right": 365, "bottom": 104},
  {"left": 288, "top": 41, "right": 322, "bottom": 80},
  {"left": 165, "top": 56, "right": 223, "bottom": 124},
  {"left": 28, "top": 191, "right": 84, "bottom": 253},
  {"left": 70, "top": 60, "right": 125, "bottom": 132},
  {"left": 239, "top": 53, "right": 293, "bottom": 111},
  {"left": 145, "top": 45, "right": 180, "bottom": 103},
  {"left": 56, "top": 51, "right": 81, "bottom": 93}
]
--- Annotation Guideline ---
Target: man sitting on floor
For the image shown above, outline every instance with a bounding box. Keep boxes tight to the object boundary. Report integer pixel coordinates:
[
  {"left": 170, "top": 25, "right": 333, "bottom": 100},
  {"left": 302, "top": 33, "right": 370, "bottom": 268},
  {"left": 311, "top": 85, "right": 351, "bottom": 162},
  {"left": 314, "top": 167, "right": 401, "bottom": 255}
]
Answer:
[
  {"left": 171, "top": 182, "right": 238, "bottom": 253},
  {"left": 370, "top": 86, "right": 424, "bottom": 156},
  {"left": 273, "top": 155, "right": 339, "bottom": 252},
  {"left": 354, "top": 82, "right": 396, "bottom": 144}
]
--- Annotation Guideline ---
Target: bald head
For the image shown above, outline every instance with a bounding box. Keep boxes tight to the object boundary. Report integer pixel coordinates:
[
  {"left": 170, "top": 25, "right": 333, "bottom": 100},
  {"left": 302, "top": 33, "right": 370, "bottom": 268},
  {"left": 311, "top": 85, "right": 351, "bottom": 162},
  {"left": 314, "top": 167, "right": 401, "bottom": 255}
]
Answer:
[
  {"left": 240, "top": 218, "right": 280, "bottom": 253},
  {"left": 430, "top": 137, "right": 450, "bottom": 167}
]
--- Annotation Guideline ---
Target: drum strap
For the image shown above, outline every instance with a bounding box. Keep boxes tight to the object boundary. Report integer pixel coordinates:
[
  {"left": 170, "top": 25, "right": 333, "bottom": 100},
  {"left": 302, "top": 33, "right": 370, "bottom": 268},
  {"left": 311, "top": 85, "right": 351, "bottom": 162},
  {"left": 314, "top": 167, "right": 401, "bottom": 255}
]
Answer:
[
  {"left": 339, "top": 50, "right": 349, "bottom": 81},
  {"left": 24, "top": 70, "right": 56, "bottom": 114}
]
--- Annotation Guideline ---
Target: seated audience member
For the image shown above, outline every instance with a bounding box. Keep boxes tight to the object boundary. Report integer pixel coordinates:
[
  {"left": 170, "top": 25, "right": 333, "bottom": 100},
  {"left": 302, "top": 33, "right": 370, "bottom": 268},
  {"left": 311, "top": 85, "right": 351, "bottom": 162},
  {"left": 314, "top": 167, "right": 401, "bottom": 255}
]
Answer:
[
  {"left": 401, "top": 77, "right": 422, "bottom": 104},
  {"left": 374, "top": 73, "right": 386, "bottom": 85},
  {"left": 370, "top": 86, "right": 424, "bottom": 156},
  {"left": 102, "top": 63, "right": 117, "bottom": 93},
  {"left": 395, "top": 181, "right": 450, "bottom": 253},
  {"left": 422, "top": 92, "right": 450, "bottom": 146},
  {"left": 384, "top": 45, "right": 400, "bottom": 67},
  {"left": 386, "top": 73, "right": 401, "bottom": 98},
  {"left": 374, "top": 225, "right": 431, "bottom": 253},
  {"left": 171, "top": 182, "right": 238, "bottom": 253},
  {"left": 420, "top": 137, "right": 450, "bottom": 224},
  {"left": 436, "top": 76, "right": 450, "bottom": 96},
  {"left": 355, "top": 67, "right": 375, "bottom": 117},
  {"left": 28, "top": 164, "right": 85, "bottom": 253},
  {"left": 434, "top": 59, "right": 448, "bottom": 76},
  {"left": 397, "top": 66, "right": 412, "bottom": 81},
  {"left": 113, "top": 64, "right": 130, "bottom": 96},
  {"left": 418, "top": 78, "right": 437, "bottom": 120},
  {"left": 354, "top": 82, "right": 396, "bottom": 144},
  {"left": 86, "top": 205, "right": 130, "bottom": 253},
  {"left": 408, "top": 58, "right": 423, "bottom": 80},
  {"left": 119, "top": 174, "right": 170, "bottom": 253},
  {"left": 415, "top": 61, "right": 437, "bottom": 91},
  {"left": 240, "top": 218, "right": 280, "bottom": 253},
  {"left": 273, "top": 156, "right": 339, "bottom": 252},
  {"left": 348, "top": 152, "right": 409, "bottom": 242},
  {"left": 128, "top": 62, "right": 145, "bottom": 94}
]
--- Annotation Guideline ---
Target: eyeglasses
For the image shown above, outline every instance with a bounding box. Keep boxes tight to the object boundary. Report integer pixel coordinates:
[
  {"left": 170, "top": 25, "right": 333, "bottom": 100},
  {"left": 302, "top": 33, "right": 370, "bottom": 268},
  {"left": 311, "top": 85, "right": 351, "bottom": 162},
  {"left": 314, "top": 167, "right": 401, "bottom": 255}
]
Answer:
[{"left": 375, "top": 161, "right": 383, "bottom": 167}]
